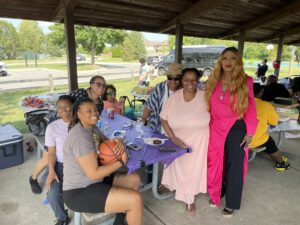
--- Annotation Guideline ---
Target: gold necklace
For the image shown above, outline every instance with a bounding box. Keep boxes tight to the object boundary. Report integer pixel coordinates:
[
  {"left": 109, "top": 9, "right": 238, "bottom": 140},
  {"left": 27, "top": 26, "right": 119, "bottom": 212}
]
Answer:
[{"left": 83, "top": 125, "right": 100, "bottom": 147}]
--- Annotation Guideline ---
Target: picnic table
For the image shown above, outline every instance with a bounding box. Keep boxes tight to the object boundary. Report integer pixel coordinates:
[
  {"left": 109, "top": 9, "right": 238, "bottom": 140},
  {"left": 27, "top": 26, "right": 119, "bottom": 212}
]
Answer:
[
  {"left": 19, "top": 93, "right": 63, "bottom": 112},
  {"left": 100, "top": 109, "right": 189, "bottom": 200}
]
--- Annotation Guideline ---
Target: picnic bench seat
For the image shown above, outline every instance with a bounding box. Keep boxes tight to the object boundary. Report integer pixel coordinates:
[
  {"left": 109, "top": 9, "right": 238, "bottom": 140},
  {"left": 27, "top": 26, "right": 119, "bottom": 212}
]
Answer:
[
  {"left": 32, "top": 134, "right": 45, "bottom": 159},
  {"left": 248, "top": 146, "right": 267, "bottom": 163}
]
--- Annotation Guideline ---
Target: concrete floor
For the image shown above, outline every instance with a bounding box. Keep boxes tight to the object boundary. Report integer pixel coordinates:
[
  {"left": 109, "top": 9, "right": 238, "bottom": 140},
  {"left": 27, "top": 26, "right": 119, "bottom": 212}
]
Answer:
[{"left": 0, "top": 133, "right": 299, "bottom": 225}]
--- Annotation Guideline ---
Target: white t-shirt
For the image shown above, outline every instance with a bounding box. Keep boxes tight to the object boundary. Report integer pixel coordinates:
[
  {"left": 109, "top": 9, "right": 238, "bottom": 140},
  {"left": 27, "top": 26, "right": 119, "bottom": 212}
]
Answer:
[
  {"left": 45, "top": 119, "right": 69, "bottom": 163},
  {"left": 139, "top": 64, "right": 150, "bottom": 82}
]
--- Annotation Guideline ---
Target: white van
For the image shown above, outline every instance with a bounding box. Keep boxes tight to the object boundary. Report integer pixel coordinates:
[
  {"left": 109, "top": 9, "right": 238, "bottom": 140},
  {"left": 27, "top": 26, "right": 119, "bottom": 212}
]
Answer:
[{"left": 157, "top": 45, "right": 225, "bottom": 76}]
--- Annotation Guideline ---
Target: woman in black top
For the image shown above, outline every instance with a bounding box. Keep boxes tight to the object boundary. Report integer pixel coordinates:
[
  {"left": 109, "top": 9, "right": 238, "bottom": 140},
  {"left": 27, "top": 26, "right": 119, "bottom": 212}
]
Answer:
[{"left": 70, "top": 75, "right": 106, "bottom": 113}]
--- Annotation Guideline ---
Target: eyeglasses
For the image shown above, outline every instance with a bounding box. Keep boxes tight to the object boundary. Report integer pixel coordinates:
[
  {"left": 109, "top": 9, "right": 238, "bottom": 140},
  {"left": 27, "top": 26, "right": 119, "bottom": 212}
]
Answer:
[
  {"left": 57, "top": 105, "right": 72, "bottom": 110},
  {"left": 93, "top": 82, "right": 106, "bottom": 88},
  {"left": 106, "top": 91, "right": 116, "bottom": 96},
  {"left": 167, "top": 75, "right": 181, "bottom": 81}
]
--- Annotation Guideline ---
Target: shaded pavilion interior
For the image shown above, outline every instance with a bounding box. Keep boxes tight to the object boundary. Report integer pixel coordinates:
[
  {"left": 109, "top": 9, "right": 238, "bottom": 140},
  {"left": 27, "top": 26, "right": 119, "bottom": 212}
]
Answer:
[{"left": 1, "top": 0, "right": 300, "bottom": 90}]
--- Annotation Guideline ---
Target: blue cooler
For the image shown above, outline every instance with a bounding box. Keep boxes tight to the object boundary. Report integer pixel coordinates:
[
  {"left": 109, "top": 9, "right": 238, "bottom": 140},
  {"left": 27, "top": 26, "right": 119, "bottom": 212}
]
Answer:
[{"left": 0, "top": 124, "right": 24, "bottom": 169}]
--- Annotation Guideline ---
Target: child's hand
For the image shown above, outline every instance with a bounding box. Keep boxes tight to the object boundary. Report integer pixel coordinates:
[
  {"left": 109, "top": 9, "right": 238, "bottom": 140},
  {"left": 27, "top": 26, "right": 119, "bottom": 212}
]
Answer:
[{"left": 119, "top": 97, "right": 126, "bottom": 104}]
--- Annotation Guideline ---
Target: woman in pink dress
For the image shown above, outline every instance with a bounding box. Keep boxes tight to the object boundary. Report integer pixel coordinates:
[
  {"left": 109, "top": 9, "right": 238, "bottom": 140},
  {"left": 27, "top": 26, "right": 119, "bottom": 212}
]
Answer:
[
  {"left": 205, "top": 47, "right": 258, "bottom": 218},
  {"left": 160, "top": 68, "right": 210, "bottom": 215}
]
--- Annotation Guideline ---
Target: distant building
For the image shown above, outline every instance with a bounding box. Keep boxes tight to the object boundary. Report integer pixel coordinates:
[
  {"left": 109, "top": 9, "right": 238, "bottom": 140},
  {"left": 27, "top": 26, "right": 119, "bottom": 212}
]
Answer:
[{"left": 144, "top": 39, "right": 169, "bottom": 56}]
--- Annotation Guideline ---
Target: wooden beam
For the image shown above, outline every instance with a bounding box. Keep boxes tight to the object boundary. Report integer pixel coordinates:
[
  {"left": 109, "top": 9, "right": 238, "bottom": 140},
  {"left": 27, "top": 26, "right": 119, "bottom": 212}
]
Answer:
[
  {"left": 219, "top": 0, "right": 300, "bottom": 39},
  {"left": 159, "top": 0, "right": 229, "bottom": 33},
  {"left": 238, "top": 30, "right": 245, "bottom": 57},
  {"left": 53, "top": 0, "right": 80, "bottom": 22},
  {"left": 274, "top": 34, "right": 284, "bottom": 76},
  {"left": 175, "top": 22, "right": 183, "bottom": 63},
  {"left": 64, "top": 7, "right": 78, "bottom": 91},
  {"left": 258, "top": 25, "right": 300, "bottom": 43},
  {"left": 285, "top": 38, "right": 300, "bottom": 45}
]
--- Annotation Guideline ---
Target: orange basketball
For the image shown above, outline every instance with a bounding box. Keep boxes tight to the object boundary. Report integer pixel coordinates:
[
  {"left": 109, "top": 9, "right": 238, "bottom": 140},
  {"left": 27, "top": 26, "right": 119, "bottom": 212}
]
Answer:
[{"left": 98, "top": 140, "right": 124, "bottom": 165}]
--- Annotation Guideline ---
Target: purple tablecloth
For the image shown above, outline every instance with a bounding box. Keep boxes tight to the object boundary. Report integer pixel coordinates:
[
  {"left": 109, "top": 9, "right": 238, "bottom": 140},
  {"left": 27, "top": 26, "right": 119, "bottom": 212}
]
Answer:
[{"left": 100, "top": 110, "right": 188, "bottom": 174}]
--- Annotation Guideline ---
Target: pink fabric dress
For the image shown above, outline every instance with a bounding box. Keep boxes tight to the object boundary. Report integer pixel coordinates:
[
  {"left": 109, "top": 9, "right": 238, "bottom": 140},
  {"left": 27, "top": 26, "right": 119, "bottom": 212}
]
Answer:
[
  {"left": 207, "top": 76, "right": 258, "bottom": 207},
  {"left": 160, "top": 89, "right": 210, "bottom": 204}
]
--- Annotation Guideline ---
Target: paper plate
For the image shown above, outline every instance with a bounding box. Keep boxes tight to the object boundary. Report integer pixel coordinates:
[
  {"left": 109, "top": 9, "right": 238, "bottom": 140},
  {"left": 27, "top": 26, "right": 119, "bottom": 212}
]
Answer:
[
  {"left": 144, "top": 138, "right": 167, "bottom": 146},
  {"left": 111, "top": 130, "right": 126, "bottom": 139}
]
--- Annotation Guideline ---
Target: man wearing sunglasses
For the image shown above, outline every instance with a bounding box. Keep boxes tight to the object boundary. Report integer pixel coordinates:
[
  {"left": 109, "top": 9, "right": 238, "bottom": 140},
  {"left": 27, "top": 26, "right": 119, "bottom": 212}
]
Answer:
[{"left": 141, "top": 63, "right": 183, "bottom": 133}]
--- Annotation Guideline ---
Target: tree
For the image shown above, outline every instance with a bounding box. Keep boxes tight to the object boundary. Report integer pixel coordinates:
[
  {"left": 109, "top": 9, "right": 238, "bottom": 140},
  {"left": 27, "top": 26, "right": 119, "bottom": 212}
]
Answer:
[
  {"left": 76, "top": 26, "right": 126, "bottom": 64},
  {"left": 122, "top": 31, "right": 146, "bottom": 61},
  {"left": 19, "top": 21, "right": 44, "bottom": 66},
  {"left": 19, "top": 21, "right": 44, "bottom": 53},
  {"left": 0, "top": 20, "right": 20, "bottom": 59},
  {"left": 47, "top": 23, "right": 67, "bottom": 49}
]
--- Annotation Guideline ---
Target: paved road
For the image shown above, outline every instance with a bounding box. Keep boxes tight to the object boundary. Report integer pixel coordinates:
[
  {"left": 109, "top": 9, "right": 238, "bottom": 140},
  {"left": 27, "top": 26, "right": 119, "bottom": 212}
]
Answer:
[{"left": 0, "top": 62, "right": 140, "bottom": 92}]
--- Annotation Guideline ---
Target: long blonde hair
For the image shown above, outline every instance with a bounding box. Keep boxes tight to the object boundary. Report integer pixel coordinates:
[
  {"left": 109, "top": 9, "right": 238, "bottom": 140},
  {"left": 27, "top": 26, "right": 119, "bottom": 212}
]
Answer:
[{"left": 204, "top": 47, "right": 248, "bottom": 118}]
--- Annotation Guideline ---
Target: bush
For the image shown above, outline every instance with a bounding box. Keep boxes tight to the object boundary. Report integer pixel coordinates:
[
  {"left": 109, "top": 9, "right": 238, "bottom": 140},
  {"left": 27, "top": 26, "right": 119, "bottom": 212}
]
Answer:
[{"left": 112, "top": 47, "right": 123, "bottom": 58}]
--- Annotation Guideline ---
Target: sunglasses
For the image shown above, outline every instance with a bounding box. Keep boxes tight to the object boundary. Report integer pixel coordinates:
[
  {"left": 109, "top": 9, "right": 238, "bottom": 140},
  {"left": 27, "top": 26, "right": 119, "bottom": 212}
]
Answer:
[
  {"left": 106, "top": 91, "right": 116, "bottom": 96},
  {"left": 167, "top": 75, "right": 181, "bottom": 81},
  {"left": 57, "top": 105, "right": 72, "bottom": 110},
  {"left": 93, "top": 82, "right": 106, "bottom": 88}
]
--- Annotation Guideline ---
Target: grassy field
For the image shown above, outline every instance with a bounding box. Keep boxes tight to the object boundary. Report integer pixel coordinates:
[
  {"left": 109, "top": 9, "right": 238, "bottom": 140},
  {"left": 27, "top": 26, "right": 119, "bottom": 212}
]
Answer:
[{"left": 0, "top": 77, "right": 165, "bottom": 134}]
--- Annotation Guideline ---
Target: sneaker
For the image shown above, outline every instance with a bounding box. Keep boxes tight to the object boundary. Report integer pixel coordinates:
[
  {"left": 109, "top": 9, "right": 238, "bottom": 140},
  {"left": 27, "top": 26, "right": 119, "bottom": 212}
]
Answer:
[
  {"left": 223, "top": 208, "right": 234, "bottom": 218},
  {"left": 276, "top": 161, "right": 290, "bottom": 171},
  {"left": 282, "top": 155, "right": 288, "bottom": 163},
  {"left": 55, "top": 214, "right": 69, "bottom": 225},
  {"left": 29, "top": 175, "right": 42, "bottom": 194},
  {"left": 209, "top": 199, "right": 217, "bottom": 208}
]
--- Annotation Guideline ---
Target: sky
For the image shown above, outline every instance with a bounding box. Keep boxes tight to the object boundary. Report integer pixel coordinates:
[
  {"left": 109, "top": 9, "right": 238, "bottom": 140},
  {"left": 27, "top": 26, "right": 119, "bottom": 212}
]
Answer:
[{"left": 1, "top": 18, "right": 168, "bottom": 42}]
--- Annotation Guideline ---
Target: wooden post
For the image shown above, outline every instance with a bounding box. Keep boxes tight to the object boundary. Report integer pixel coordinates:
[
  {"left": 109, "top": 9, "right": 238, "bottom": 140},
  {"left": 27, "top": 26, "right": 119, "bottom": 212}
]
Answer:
[
  {"left": 25, "top": 54, "right": 28, "bottom": 68},
  {"left": 64, "top": 7, "right": 78, "bottom": 92},
  {"left": 48, "top": 74, "right": 54, "bottom": 92},
  {"left": 175, "top": 21, "right": 183, "bottom": 63},
  {"left": 35, "top": 53, "right": 38, "bottom": 67},
  {"left": 275, "top": 34, "right": 284, "bottom": 76},
  {"left": 238, "top": 30, "right": 245, "bottom": 57}
]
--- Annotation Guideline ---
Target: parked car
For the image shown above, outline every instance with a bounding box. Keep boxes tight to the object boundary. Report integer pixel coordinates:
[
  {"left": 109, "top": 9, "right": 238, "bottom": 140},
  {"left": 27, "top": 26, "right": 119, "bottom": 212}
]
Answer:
[
  {"left": 76, "top": 54, "right": 86, "bottom": 61},
  {"left": 157, "top": 45, "right": 226, "bottom": 76},
  {"left": 0, "top": 62, "right": 8, "bottom": 76}
]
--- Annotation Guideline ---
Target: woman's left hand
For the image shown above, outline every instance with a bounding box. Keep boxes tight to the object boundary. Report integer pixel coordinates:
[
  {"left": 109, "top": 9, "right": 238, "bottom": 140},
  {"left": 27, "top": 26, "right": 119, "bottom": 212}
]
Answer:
[
  {"left": 240, "top": 135, "right": 252, "bottom": 148},
  {"left": 113, "top": 138, "right": 126, "bottom": 155}
]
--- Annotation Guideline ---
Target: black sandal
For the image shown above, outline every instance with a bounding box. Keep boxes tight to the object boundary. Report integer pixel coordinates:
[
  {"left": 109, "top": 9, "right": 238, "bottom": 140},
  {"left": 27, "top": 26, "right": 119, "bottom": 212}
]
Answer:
[{"left": 223, "top": 208, "right": 234, "bottom": 218}]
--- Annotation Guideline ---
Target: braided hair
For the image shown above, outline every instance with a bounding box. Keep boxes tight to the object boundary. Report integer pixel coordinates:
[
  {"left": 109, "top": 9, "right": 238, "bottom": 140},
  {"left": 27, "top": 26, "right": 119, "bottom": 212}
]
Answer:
[{"left": 69, "top": 97, "right": 94, "bottom": 131}]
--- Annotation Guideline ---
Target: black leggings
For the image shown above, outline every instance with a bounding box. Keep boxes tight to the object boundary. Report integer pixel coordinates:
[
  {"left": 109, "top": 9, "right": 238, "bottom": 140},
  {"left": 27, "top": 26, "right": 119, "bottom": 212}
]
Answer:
[{"left": 222, "top": 120, "right": 246, "bottom": 210}]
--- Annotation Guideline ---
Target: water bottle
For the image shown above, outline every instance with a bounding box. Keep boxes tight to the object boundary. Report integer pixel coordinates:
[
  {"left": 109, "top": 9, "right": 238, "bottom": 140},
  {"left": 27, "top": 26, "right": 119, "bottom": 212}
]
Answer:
[
  {"left": 43, "top": 198, "right": 48, "bottom": 205},
  {"left": 97, "top": 118, "right": 102, "bottom": 128},
  {"left": 135, "top": 119, "right": 144, "bottom": 138}
]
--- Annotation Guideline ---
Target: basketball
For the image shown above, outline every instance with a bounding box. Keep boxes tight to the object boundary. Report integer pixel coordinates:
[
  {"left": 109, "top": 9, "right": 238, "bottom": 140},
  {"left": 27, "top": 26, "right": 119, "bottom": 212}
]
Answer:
[{"left": 98, "top": 140, "right": 124, "bottom": 165}]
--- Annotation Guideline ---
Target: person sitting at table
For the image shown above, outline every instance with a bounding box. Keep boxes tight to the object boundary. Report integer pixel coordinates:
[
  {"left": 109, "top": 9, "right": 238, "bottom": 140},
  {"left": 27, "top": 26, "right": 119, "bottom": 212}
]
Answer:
[
  {"left": 44, "top": 95, "right": 75, "bottom": 225},
  {"left": 103, "top": 84, "right": 125, "bottom": 115},
  {"left": 159, "top": 68, "right": 210, "bottom": 215},
  {"left": 262, "top": 75, "right": 291, "bottom": 102},
  {"left": 141, "top": 63, "right": 183, "bottom": 132},
  {"left": 249, "top": 83, "right": 290, "bottom": 171},
  {"left": 70, "top": 75, "right": 106, "bottom": 113},
  {"left": 63, "top": 98, "right": 143, "bottom": 225},
  {"left": 291, "top": 76, "right": 300, "bottom": 124}
]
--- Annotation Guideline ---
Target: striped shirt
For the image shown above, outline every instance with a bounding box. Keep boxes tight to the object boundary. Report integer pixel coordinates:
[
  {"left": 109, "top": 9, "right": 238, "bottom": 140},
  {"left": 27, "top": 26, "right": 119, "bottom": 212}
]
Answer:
[{"left": 145, "top": 81, "right": 170, "bottom": 132}]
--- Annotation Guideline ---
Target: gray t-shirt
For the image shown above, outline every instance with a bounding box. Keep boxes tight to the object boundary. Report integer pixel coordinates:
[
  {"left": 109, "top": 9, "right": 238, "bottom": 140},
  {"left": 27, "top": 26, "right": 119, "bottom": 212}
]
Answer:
[{"left": 63, "top": 123, "right": 105, "bottom": 191}]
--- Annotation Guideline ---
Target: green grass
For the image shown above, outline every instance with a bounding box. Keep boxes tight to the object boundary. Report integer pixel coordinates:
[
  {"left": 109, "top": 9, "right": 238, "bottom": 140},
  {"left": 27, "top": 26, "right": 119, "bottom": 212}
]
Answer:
[{"left": 0, "top": 77, "right": 165, "bottom": 134}]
